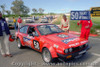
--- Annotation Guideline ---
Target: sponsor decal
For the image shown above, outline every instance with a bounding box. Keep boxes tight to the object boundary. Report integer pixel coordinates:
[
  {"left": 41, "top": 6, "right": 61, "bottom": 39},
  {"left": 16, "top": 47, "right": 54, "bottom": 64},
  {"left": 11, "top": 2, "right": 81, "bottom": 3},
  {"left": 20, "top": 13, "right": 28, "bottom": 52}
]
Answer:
[
  {"left": 27, "top": 35, "right": 34, "bottom": 39},
  {"left": 57, "top": 34, "right": 69, "bottom": 38},
  {"left": 23, "top": 37, "right": 31, "bottom": 42},
  {"left": 33, "top": 40, "right": 40, "bottom": 50},
  {"left": 69, "top": 40, "right": 88, "bottom": 47},
  {"left": 69, "top": 42, "right": 80, "bottom": 47},
  {"left": 62, "top": 37, "right": 79, "bottom": 44},
  {"left": 54, "top": 44, "right": 59, "bottom": 48},
  {"left": 80, "top": 40, "right": 88, "bottom": 44},
  {"left": 56, "top": 50, "right": 63, "bottom": 53}
]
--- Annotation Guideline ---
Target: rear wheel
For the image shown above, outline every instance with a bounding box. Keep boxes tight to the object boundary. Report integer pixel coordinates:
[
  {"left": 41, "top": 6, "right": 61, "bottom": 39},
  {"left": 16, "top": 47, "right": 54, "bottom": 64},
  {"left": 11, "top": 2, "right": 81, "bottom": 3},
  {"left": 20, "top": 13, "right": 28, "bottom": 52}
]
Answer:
[
  {"left": 42, "top": 48, "right": 53, "bottom": 63},
  {"left": 17, "top": 38, "right": 23, "bottom": 49}
]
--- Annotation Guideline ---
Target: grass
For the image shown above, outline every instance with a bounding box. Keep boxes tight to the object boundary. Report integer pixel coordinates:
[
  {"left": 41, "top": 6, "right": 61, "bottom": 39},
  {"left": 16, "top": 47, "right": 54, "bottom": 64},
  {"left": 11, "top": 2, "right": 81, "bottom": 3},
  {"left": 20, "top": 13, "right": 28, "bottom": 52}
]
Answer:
[
  {"left": 91, "top": 17, "right": 100, "bottom": 25},
  {"left": 53, "top": 15, "right": 100, "bottom": 34},
  {"left": 53, "top": 15, "right": 62, "bottom": 25}
]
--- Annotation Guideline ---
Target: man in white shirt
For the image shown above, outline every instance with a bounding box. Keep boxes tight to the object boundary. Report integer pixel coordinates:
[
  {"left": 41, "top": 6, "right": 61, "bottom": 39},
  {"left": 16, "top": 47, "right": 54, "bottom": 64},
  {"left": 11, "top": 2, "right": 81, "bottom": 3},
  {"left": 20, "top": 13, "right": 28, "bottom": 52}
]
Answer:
[{"left": 60, "top": 15, "right": 70, "bottom": 32}]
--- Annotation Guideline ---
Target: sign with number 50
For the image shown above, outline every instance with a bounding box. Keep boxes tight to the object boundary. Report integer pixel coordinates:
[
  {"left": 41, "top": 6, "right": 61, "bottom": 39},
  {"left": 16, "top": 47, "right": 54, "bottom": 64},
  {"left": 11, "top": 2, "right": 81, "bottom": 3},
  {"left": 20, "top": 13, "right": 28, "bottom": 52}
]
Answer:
[{"left": 70, "top": 11, "right": 91, "bottom": 20}]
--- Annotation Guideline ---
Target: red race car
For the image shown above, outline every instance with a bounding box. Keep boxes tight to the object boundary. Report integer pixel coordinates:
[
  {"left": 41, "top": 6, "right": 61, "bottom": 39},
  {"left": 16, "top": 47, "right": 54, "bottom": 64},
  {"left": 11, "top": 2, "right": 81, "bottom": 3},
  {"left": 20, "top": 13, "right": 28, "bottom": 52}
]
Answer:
[{"left": 15, "top": 23, "right": 90, "bottom": 63}]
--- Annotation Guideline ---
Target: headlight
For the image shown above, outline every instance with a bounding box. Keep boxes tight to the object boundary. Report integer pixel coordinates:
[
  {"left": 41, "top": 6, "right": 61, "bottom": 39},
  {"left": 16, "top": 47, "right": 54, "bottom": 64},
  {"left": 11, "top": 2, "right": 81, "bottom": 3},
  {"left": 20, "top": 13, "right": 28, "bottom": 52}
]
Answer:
[
  {"left": 79, "top": 45, "right": 83, "bottom": 48},
  {"left": 69, "top": 48, "right": 73, "bottom": 52},
  {"left": 64, "top": 49, "right": 68, "bottom": 53},
  {"left": 85, "top": 43, "right": 88, "bottom": 46}
]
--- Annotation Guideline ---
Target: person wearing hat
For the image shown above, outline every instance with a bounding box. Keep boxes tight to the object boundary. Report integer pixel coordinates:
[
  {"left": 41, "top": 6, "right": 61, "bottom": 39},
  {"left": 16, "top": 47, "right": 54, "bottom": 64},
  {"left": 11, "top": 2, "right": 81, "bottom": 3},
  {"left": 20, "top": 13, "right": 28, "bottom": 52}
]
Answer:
[
  {"left": 60, "top": 15, "right": 70, "bottom": 32},
  {"left": 0, "top": 12, "right": 12, "bottom": 57}
]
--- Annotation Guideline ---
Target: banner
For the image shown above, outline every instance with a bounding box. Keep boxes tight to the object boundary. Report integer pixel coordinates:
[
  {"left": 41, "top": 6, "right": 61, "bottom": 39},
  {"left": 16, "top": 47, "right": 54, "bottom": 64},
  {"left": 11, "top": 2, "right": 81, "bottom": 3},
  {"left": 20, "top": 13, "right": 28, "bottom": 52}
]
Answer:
[
  {"left": 90, "top": 7, "right": 100, "bottom": 17},
  {"left": 70, "top": 11, "right": 91, "bottom": 20}
]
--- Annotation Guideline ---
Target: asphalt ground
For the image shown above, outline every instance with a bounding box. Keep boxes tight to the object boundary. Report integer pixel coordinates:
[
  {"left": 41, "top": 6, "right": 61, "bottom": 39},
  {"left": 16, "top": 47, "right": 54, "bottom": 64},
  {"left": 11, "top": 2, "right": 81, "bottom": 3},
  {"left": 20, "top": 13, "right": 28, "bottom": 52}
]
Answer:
[{"left": 0, "top": 29, "right": 100, "bottom": 67}]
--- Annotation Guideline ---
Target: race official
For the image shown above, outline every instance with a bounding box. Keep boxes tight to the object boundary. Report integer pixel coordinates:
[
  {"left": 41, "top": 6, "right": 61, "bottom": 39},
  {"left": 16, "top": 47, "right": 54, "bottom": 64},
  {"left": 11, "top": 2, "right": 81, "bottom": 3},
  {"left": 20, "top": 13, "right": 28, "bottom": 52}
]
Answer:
[
  {"left": 17, "top": 16, "right": 22, "bottom": 28},
  {"left": 77, "top": 20, "right": 93, "bottom": 40},
  {"left": 0, "top": 12, "right": 12, "bottom": 57},
  {"left": 60, "top": 15, "right": 70, "bottom": 32}
]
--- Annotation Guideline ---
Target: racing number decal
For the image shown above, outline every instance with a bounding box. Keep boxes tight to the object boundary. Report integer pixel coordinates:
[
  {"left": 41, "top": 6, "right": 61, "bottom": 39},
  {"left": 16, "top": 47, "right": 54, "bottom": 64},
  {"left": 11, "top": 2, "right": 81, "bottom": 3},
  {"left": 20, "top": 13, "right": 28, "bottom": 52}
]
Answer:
[{"left": 33, "top": 40, "right": 40, "bottom": 50}]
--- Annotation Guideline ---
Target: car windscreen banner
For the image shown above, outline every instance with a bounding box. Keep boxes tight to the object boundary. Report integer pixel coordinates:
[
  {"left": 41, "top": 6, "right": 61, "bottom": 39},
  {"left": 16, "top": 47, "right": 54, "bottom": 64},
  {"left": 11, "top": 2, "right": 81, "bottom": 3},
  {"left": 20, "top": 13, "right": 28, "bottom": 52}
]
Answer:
[{"left": 70, "top": 11, "right": 91, "bottom": 20}]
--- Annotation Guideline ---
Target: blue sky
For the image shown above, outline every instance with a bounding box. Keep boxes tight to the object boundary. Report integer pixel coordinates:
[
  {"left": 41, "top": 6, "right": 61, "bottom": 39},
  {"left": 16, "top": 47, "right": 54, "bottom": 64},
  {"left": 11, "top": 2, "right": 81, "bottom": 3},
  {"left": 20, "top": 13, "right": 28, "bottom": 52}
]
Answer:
[{"left": 0, "top": 0, "right": 100, "bottom": 14}]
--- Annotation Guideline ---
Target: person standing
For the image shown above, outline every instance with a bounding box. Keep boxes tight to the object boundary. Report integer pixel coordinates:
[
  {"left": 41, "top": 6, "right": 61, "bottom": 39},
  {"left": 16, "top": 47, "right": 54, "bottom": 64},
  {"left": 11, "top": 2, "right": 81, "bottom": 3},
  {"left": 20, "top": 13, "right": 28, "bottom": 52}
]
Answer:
[
  {"left": 13, "top": 17, "right": 17, "bottom": 30},
  {"left": 5, "top": 17, "right": 9, "bottom": 23},
  {"left": 17, "top": 16, "right": 22, "bottom": 28},
  {"left": 0, "top": 12, "right": 12, "bottom": 57},
  {"left": 32, "top": 15, "right": 35, "bottom": 22},
  {"left": 77, "top": 20, "right": 93, "bottom": 40},
  {"left": 60, "top": 15, "right": 70, "bottom": 32}
]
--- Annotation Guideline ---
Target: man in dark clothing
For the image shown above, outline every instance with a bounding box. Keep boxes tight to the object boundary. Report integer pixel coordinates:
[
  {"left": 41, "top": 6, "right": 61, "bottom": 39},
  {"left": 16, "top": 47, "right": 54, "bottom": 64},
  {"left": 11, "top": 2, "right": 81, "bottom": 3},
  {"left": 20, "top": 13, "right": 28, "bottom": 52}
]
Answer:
[{"left": 0, "top": 12, "right": 12, "bottom": 57}]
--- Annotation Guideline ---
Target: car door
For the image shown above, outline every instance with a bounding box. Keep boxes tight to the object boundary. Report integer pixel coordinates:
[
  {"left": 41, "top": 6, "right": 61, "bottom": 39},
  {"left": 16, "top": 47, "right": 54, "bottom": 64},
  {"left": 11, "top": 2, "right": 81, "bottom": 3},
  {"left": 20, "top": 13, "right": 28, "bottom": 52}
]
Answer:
[
  {"left": 19, "top": 25, "right": 29, "bottom": 45},
  {"left": 27, "top": 26, "right": 40, "bottom": 51}
]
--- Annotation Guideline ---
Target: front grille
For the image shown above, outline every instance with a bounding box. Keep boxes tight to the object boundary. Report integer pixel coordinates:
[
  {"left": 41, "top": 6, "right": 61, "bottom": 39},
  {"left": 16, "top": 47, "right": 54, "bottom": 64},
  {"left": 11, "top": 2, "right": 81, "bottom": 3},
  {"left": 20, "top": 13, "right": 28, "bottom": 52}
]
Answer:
[{"left": 72, "top": 44, "right": 86, "bottom": 52}]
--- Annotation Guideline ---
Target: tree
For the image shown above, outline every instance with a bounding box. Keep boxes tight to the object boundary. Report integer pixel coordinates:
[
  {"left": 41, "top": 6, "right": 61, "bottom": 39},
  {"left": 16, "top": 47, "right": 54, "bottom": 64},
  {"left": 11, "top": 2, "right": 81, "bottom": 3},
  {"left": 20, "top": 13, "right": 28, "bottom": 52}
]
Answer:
[
  {"left": 11, "top": 0, "right": 29, "bottom": 15},
  {"left": 32, "top": 8, "right": 38, "bottom": 14},
  {"left": 38, "top": 8, "right": 44, "bottom": 14},
  {"left": 21, "top": 5, "right": 30, "bottom": 15},
  {"left": 0, "top": 4, "right": 5, "bottom": 15},
  {"left": 5, "top": 10, "right": 11, "bottom": 15}
]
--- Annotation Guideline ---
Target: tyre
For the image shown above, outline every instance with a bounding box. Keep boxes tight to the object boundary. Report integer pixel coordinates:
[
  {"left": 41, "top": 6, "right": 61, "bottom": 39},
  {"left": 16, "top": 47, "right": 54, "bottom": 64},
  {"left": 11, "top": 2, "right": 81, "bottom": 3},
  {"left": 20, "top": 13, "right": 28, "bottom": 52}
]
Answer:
[
  {"left": 17, "top": 38, "right": 23, "bottom": 49},
  {"left": 42, "top": 48, "right": 53, "bottom": 63}
]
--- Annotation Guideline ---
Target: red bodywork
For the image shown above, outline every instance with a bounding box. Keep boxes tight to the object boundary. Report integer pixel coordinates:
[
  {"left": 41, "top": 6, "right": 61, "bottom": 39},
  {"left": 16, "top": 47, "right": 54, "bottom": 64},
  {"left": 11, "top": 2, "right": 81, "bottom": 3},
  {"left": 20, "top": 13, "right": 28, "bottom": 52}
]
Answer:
[{"left": 15, "top": 23, "right": 89, "bottom": 59}]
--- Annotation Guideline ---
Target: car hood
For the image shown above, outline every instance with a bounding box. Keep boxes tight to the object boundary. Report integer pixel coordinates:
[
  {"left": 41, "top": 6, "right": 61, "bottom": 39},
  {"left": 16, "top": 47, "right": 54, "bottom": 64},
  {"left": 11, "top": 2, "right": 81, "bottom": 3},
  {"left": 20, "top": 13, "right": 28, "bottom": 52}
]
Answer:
[{"left": 44, "top": 32, "right": 88, "bottom": 48}]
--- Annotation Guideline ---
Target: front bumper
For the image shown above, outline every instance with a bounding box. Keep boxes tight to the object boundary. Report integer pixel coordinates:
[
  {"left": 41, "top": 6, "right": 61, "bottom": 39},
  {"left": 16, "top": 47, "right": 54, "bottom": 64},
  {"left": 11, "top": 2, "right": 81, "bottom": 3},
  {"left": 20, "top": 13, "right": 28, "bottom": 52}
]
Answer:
[{"left": 57, "top": 45, "right": 91, "bottom": 60}]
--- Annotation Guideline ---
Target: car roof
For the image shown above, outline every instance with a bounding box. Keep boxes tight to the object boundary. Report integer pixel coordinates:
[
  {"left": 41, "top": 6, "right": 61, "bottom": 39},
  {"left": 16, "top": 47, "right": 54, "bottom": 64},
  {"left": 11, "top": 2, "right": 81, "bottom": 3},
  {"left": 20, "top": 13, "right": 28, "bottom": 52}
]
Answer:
[{"left": 26, "top": 23, "right": 53, "bottom": 26}]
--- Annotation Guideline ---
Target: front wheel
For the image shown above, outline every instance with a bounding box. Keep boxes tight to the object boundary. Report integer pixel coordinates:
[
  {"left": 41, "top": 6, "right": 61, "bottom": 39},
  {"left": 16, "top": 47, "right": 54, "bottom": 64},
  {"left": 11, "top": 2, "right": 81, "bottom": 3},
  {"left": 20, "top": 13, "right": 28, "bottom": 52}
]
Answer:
[{"left": 42, "top": 48, "right": 53, "bottom": 63}]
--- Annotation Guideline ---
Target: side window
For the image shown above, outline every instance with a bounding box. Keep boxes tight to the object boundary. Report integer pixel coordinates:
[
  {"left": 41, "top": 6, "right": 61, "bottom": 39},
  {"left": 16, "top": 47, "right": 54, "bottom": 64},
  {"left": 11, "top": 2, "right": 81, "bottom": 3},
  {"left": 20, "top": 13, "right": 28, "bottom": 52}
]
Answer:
[
  {"left": 28, "top": 27, "right": 39, "bottom": 36},
  {"left": 20, "top": 26, "right": 29, "bottom": 34}
]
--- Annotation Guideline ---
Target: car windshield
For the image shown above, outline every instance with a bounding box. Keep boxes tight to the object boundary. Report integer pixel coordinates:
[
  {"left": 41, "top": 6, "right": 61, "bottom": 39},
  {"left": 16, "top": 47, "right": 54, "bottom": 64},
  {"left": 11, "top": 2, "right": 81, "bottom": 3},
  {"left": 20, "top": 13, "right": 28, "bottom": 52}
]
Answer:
[{"left": 37, "top": 24, "right": 64, "bottom": 35}]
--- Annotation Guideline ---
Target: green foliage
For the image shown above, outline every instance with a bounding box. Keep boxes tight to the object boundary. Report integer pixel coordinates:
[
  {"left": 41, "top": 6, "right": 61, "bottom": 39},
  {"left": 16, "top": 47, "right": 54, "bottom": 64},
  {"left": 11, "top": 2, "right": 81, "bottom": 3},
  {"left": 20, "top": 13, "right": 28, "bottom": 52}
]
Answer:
[
  {"left": 11, "top": 0, "right": 30, "bottom": 15},
  {"left": 32, "top": 8, "right": 38, "bottom": 14},
  {"left": 5, "top": 10, "right": 11, "bottom": 15},
  {"left": 91, "top": 17, "right": 100, "bottom": 25},
  {"left": 38, "top": 8, "right": 44, "bottom": 14},
  {"left": 53, "top": 16, "right": 62, "bottom": 25},
  {"left": 90, "top": 28, "right": 96, "bottom": 34},
  {"left": 69, "top": 20, "right": 81, "bottom": 32},
  {"left": 93, "top": 25, "right": 100, "bottom": 29},
  {"left": 0, "top": 4, "right": 5, "bottom": 15}
]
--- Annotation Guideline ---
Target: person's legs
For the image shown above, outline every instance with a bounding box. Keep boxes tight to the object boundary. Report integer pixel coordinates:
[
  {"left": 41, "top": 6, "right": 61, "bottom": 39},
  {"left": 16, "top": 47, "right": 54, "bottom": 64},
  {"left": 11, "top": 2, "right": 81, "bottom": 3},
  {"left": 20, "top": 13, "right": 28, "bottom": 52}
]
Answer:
[
  {"left": 19, "top": 23, "right": 22, "bottom": 28},
  {"left": 18, "top": 23, "right": 21, "bottom": 28},
  {"left": 18, "top": 23, "right": 20, "bottom": 28},
  {"left": 0, "top": 36, "right": 5, "bottom": 55},
  {"left": 80, "top": 29, "right": 86, "bottom": 39},
  {"left": 3, "top": 33, "right": 10, "bottom": 55},
  {"left": 85, "top": 30, "right": 90, "bottom": 40},
  {"left": 14, "top": 23, "right": 16, "bottom": 30}
]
